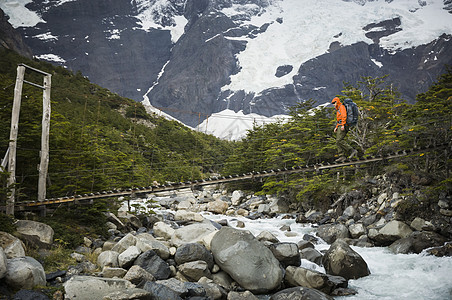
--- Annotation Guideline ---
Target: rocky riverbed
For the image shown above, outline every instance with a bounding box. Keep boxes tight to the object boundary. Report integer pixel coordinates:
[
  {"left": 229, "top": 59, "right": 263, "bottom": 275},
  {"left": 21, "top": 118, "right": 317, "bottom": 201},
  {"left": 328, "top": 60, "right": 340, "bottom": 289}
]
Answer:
[{"left": 0, "top": 173, "right": 451, "bottom": 299}]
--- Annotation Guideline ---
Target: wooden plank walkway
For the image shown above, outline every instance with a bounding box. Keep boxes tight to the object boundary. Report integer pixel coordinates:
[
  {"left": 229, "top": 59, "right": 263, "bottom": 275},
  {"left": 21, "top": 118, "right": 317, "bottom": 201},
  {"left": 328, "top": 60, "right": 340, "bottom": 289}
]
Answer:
[{"left": 12, "top": 143, "right": 450, "bottom": 210}]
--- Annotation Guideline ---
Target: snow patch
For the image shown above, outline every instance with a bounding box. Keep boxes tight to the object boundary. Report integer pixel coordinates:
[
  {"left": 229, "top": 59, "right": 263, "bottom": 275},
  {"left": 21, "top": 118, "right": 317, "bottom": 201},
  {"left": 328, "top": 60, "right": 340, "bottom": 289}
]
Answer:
[
  {"left": 35, "top": 54, "right": 65, "bottom": 63},
  {"left": 196, "top": 109, "right": 290, "bottom": 141},
  {"left": 0, "top": 0, "right": 44, "bottom": 27},
  {"left": 34, "top": 32, "right": 58, "bottom": 41},
  {"left": 371, "top": 58, "right": 383, "bottom": 68}
]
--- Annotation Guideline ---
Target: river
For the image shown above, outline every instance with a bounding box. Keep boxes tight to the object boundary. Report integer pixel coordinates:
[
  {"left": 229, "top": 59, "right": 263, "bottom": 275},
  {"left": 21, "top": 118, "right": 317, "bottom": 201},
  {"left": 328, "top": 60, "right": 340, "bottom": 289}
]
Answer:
[{"left": 131, "top": 197, "right": 452, "bottom": 299}]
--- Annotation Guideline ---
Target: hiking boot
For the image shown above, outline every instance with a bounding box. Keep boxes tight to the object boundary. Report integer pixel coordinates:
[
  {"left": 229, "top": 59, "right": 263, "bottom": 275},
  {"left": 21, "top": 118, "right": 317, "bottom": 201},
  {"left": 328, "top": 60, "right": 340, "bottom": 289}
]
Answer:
[
  {"left": 335, "top": 156, "right": 346, "bottom": 163},
  {"left": 348, "top": 149, "right": 358, "bottom": 159}
]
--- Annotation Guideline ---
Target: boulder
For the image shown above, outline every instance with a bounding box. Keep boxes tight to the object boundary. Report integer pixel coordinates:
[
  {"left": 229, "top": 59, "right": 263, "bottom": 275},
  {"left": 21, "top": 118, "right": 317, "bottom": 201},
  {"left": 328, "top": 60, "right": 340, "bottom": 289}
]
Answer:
[
  {"left": 102, "top": 267, "right": 128, "bottom": 278},
  {"left": 316, "top": 224, "right": 349, "bottom": 244},
  {"left": 97, "top": 250, "right": 120, "bottom": 268},
  {"left": 123, "top": 265, "right": 156, "bottom": 287},
  {"left": 389, "top": 231, "right": 447, "bottom": 254},
  {"left": 174, "top": 210, "right": 204, "bottom": 222},
  {"left": 153, "top": 222, "right": 176, "bottom": 240},
  {"left": 134, "top": 250, "right": 171, "bottom": 280},
  {"left": 63, "top": 275, "right": 135, "bottom": 300},
  {"left": 171, "top": 221, "right": 218, "bottom": 247},
  {"left": 270, "top": 287, "right": 333, "bottom": 300},
  {"left": 207, "top": 200, "right": 229, "bottom": 214},
  {"left": 0, "top": 247, "right": 7, "bottom": 279},
  {"left": 136, "top": 233, "right": 170, "bottom": 259},
  {"left": 268, "top": 242, "right": 301, "bottom": 267},
  {"left": 5, "top": 256, "right": 46, "bottom": 289},
  {"left": 178, "top": 260, "right": 212, "bottom": 281},
  {"left": 322, "top": 239, "right": 370, "bottom": 280},
  {"left": 105, "top": 212, "right": 125, "bottom": 230},
  {"left": 410, "top": 217, "right": 434, "bottom": 231},
  {"left": 299, "top": 247, "right": 323, "bottom": 266},
  {"left": 348, "top": 223, "right": 366, "bottom": 239},
  {"left": 231, "top": 190, "right": 245, "bottom": 206},
  {"left": 118, "top": 245, "right": 141, "bottom": 268},
  {"left": 228, "top": 290, "right": 259, "bottom": 300},
  {"left": 103, "top": 288, "right": 151, "bottom": 300},
  {"left": 12, "top": 290, "right": 49, "bottom": 300},
  {"left": 285, "top": 266, "right": 347, "bottom": 295},
  {"left": 370, "top": 220, "right": 413, "bottom": 246},
  {"left": 15, "top": 220, "right": 54, "bottom": 246},
  {"left": 256, "top": 231, "right": 280, "bottom": 243},
  {"left": 0, "top": 231, "right": 26, "bottom": 258},
  {"left": 111, "top": 233, "right": 137, "bottom": 254},
  {"left": 142, "top": 281, "right": 183, "bottom": 300},
  {"left": 211, "top": 227, "right": 283, "bottom": 293},
  {"left": 174, "top": 243, "right": 214, "bottom": 269}
]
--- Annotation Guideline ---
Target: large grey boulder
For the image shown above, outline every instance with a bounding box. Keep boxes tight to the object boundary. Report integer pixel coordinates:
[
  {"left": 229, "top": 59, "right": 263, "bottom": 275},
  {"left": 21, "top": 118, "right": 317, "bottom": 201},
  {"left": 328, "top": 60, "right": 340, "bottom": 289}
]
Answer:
[
  {"left": 103, "top": 288, "right": 151, "bottom": 300},
  {"left": 369, "top": 220, "right": 413, "bottom": 246},
  {"left": 136, "top": 233, "right": 170, "bottom": 259},
  {"left": 268, "top": 242, "right": 300, "bottom": 268},
  {"left": 0, "top": 247, "right": 7, "bottom": 279},
  {"left": 153, "top": 221, "right": 176, "bottom": 240},
  {"left": 322, "top": 239, "right": 370, "bottom": 280},
  {"left": 123, "top": 265, "right": 156, "bottom": 287},
  {"left": 316, "top": 224, "right": 350, "bottom": 244},
  {"left": 270, "top": 287, "right": 333, "bottom": 300},
  {"left": 174, "top": 243, "right": 214, "bottom": 270},
  {"left": 15, "top": 220, "right": 54, "bottom": 246},
  {"left": 142, "top": 281, "right": 183, "bottom": 300},
  {"left": 299, "top": 247, "right": 323, "bottom": 266},
  {"left": 97, "top": 250, "right": 120, "bottom": 268},
  {"left": 118, "top": 245, "right": 141, "bottom": 268},
  {"left": 285, "top": 266, "right": 347, "bottom": 295},
  {"left": 171, "top": 221, "right": 218, "bottom": 247},
  {"left": 389, "top": 231, "right": 447, "bottom": 254},
  {"left": 178, "top": 260, "right": 212, "bottom": 282},
  {"left": 111, "top": 233, "right": 137, "bottom": 254},
  {"left": 5, "top": 256, "right": 46, "bottom": 289},
  {"left": 134, "top": 250, "right": 171, "bottom": 280},
  {"left": 211, "top": 227, "right": 283, "bottom": 293},
  {"left": 63, "top": 275, "right": 135, "bottom": 300},
  {"left": 0, "top": 231, "right": 26, "bottom": 258}
]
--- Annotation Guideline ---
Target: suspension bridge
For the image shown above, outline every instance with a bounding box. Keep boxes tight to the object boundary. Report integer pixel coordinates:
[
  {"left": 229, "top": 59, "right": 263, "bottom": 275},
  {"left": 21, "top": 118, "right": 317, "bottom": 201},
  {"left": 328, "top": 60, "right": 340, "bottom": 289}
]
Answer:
[{"left": 10, "top": 142, "right": 450, "bottom": 213}]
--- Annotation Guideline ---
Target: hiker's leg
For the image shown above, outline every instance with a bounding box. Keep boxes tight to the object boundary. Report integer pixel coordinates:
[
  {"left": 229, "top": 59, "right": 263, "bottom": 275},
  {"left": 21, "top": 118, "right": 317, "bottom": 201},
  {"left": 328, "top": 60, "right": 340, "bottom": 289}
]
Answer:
[{"left": 336, "top": 127, "right": 353, "bottom": 156}]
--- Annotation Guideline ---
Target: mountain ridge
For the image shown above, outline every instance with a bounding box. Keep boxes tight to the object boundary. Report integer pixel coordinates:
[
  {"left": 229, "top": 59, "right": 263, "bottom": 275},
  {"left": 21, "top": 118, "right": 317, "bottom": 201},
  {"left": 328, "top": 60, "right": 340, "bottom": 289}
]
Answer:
[{"left": 1, "top": 0, "right": 451, "bottom": 131}]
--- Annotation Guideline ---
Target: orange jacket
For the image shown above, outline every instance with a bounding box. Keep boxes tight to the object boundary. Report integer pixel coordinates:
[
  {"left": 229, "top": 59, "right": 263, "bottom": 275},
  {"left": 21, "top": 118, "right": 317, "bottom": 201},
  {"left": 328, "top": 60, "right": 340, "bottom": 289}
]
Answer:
[{"left": 332, "top": 97, "right": 347, "bottom": 129}]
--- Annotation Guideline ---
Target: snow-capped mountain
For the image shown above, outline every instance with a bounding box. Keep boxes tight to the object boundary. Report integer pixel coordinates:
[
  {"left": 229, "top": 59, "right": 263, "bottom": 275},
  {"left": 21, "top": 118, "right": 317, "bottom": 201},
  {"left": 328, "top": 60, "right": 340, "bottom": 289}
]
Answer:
[{"left": 1, "top": 0, "right": 451, "bottom": 140}]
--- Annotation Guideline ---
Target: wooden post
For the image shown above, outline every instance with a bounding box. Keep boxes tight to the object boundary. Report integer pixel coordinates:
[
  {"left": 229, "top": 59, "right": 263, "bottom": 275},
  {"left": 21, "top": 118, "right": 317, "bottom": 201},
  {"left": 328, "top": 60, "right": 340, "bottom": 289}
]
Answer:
[
  {"left": 38, "top": 75, "right": 51, "bottom": 202},
  {"left": 6, "top": 65, "right": 25, "bottom": 215}
]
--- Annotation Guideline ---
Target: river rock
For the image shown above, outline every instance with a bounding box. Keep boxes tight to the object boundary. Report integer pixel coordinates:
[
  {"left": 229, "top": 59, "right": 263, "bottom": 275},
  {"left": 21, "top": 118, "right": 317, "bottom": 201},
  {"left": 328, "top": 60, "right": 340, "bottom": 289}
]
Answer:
[
  {"left": 270, "top": 286, "right": 333, "bottom": 300},
  {"left": 178, "top": 260, "right": 212, "bottom": 281},
  {"left": 111, "top": 233, "right": 137, "bottom": 254},
  {"left": 174, "top": 210, "right": 204, "bottom": 222},
  {"left": 410, "top": 217, "right": 434, "bottom": 231},
  {"left": 231, "top": 190, "right": 245, "bottom": 206},
  {"left": 389, "top": 231, "right": 447, "bottom": 254},
  {"left": 348, "top": 223, "right": 366, "bottom": 238},
  {"left": 5, "top": 256, "right": 46, "bottom": 289},
  {"left": 285, "top": 266, "right": 347, "bottom": 295},
  {"left": 142, "top": 281, "right": 183, "bottom": 300},
  {"left": 0, "top": 232, "right": 26, "bottom": 258},
  {"left": 299, "top": 247, "right": 323, "bottom": 266},
  {"left": 210, "top": 227, "right": 283, "bottom": 293},
  {"left": 134, "top": 250, "right": 171, "bottom": 280},
  {"left": 322, "top": 239, "right": 370, "bottom": 280},
  {"left": 228, "top": 290, "right": 259, "bottom": 300},
  {"left": 97, "top": 250, "right": 120, "bottom": 268},
  {"left": 369, "top": 220, "right": 412, "bottom": 245},
  {"left": 0, "top": 247, "right": 7, "bottom": 279},
  {"left": 268, "top": 242, "right": 300, "bottom": 267},
  {"left": 198, "top": 278, "right": 228, "bottom": 300},
  {"left": 12, "top": 290, "right": 49, "bottom": 300},
  {"left": 103, "top": 288, "right": 151, "bottom": 300},
  {"left": 256, "top": 231, "right": 280, "bottom": 243},
  {"left": 118, "top": 245, "right": 141, "bottom": 268},
  {"left": 15, "top": 220, "right": 54, "bottom": 247},
  {"left": 105, "top": 212, "right": 125, "bottom": 230},
  {"left": 174, "top": 243, "right": 214, "bottom": 269},
  {"left": 102, "top": 267, "right": 128, "bottom": 278},
  {"left": 316, "top": 224, "right": 350, "bottom": 244},
  {"left": 171, "top": 221, "right": 218, "bottom": 247},
  {"left": 123, "top": 265, "right": 156, "bottom": 287},
  {"left": 136, "top": 233, "right": 170, "bottom": 259},
  {"left": 63, "top": 275, "right": 135, "bottom": 300},
  {"left": 207, "top": 199, "right": 229, "bottom": 214},
  {"left": 153, "top": 221, "right": 176, "bottom": 240}
]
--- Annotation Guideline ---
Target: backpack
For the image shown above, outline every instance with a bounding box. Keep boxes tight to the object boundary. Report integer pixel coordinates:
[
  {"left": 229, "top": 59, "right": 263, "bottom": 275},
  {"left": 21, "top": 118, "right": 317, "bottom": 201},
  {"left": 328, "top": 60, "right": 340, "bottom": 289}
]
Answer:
[{"left": 343, "top": 98, "right": 359, "bottom": 126}]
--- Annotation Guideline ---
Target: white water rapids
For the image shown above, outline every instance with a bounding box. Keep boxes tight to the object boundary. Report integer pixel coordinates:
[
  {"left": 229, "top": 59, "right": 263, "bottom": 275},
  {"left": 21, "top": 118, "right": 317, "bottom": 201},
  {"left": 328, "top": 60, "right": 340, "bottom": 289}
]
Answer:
[{"left": 129, "top": 197, "right": 452, "bottom": 299}]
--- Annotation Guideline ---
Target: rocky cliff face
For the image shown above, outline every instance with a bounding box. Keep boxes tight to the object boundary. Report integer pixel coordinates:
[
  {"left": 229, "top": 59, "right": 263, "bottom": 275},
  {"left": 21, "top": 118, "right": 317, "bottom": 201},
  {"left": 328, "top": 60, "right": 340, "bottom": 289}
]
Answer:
[
  {"left": 0, "top": 8, "right": 32, "bottom": 58},
  {"left": 4, "top": 0, "right": 452, "bottom": 127}
]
